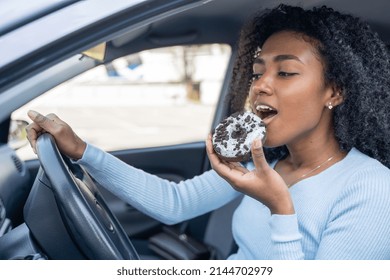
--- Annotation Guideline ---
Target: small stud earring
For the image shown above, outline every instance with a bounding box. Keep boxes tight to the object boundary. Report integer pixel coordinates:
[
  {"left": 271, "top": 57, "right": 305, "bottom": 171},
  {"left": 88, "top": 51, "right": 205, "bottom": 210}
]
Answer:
[
  {"left": 327, "top": 102, "right": 333, "bottom": 110},
  {"left": 254, "top": 46, "right": 262, "bottom": 58}
]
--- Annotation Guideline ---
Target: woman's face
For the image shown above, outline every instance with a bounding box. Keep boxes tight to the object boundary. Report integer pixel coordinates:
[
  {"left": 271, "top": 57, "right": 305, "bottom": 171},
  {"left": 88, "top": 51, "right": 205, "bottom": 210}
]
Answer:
[{"left": 249, "top": 30, "right": 333, "bottom": 148}]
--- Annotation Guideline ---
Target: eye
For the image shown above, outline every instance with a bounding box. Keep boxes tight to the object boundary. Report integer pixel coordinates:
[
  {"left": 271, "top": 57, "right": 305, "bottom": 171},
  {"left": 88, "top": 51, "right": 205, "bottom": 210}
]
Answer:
[
  {"left": 251, "top": 73, "right": 263, "bottom": 81},
  {"left": 278, "top": 71, "right": 298, "bottom": 77}
]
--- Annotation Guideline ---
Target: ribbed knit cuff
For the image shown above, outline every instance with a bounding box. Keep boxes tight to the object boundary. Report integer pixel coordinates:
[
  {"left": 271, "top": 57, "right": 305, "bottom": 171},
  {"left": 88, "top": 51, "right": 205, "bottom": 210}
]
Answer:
[
  {"left": 75, "top": 143, "right": 104, "bottom": 168},
  {"left": 270, "top": 214, "right": 304, "bottom": 259},
  {"left": 270, "top": 214, "right": 301, "bottom": 241}
]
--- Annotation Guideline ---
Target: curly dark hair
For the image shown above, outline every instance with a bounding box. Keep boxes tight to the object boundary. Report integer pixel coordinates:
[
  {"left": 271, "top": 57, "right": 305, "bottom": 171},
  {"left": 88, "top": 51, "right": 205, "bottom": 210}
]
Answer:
[{"left": 227, "top": 4, "right": 390, "bottom": 168}]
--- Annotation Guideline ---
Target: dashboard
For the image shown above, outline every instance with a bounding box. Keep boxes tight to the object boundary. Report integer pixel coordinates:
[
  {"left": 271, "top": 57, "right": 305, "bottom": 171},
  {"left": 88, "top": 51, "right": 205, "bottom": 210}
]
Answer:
[{"left": 0, "top": 144, "right": 31, "bottom": 235}]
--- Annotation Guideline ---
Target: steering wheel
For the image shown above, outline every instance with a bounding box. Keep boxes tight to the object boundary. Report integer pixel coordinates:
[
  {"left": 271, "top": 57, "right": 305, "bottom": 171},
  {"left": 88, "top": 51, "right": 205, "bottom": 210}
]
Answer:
[{"left": 33, "top": 133, "right": 139, "bottom": 259}]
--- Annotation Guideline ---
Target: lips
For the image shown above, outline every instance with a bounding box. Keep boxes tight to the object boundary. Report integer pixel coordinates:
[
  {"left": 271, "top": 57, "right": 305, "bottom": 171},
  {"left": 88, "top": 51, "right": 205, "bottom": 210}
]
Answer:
[{"left": 255, "top": 104, "right": 278, "bottom": 121}]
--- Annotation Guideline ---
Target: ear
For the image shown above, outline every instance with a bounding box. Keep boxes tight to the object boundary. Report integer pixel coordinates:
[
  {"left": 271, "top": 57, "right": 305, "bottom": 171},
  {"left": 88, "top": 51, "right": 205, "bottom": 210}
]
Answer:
[{"left": 326, "top": 84, "right": 344, "bottom": 108}]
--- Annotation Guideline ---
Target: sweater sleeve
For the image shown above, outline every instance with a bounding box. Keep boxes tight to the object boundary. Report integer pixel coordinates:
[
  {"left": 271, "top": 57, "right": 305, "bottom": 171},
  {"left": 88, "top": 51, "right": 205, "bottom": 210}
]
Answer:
[
  {"left": 315, "top": 165, "right": 390, "bottom": 259},
  {"left": 76, "top": 143, "right": 240, "bottom": 225},
  {"left": 270, "top": 214, "right": 304, "bottom": 259}
]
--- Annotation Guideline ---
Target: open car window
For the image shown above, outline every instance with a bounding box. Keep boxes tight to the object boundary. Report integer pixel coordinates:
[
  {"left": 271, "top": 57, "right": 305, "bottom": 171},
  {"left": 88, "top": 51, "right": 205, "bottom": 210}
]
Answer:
[{"left": 12, "top": 44, "right": 231, "bottom": 160}]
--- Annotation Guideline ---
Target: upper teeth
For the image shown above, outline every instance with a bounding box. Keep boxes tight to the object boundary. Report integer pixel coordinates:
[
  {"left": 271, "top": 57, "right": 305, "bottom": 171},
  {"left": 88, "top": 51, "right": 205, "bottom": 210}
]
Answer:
[{"left": 256, "top": 105, "right": 273, "bottom": 111}]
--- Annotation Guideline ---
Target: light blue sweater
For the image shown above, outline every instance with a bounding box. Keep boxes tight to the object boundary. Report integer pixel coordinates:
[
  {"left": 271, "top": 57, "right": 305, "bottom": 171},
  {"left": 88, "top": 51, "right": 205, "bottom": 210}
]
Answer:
[{"left": 78, "top": 145, "right": 390, "bottom": 259}]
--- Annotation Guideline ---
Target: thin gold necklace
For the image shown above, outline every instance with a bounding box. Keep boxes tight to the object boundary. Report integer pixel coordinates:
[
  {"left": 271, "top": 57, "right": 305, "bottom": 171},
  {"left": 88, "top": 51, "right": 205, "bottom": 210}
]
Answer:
[{"left": 286, "top": 155, "right": 335, "bottom": 188}]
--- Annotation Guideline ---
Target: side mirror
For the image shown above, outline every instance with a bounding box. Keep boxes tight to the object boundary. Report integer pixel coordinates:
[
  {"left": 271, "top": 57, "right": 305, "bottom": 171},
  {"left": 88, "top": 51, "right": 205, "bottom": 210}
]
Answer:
[{"left": 8, "top": 119, "right": 29, "bottom": 150}]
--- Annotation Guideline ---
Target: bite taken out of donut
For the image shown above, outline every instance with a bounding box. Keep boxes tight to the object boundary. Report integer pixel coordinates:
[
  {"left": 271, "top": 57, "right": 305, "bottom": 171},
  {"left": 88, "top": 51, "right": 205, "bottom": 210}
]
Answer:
[{"left": 212, "top": 111, "right": 266, "bottom": 162}]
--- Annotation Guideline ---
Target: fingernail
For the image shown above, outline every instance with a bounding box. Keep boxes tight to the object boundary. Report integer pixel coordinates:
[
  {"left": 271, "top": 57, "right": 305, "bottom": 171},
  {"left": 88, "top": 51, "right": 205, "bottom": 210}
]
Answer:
[
  {"left": 28, "top": 110, "right": 38, "bottom": 119},
  {"left": 253, "top": 137, "right": 262, "bottom": 149}
]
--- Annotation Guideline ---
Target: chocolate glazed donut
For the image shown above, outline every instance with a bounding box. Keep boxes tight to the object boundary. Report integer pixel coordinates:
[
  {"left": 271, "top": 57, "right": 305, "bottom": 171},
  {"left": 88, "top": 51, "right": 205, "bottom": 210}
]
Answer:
[{"left": 212, "top": 111, "right": 266, "bottom": 162}]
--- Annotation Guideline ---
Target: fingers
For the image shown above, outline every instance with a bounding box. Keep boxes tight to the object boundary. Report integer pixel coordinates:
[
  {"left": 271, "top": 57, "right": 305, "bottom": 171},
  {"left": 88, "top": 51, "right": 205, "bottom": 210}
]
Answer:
[
  {"left": 26, "top": 122, "right": 44, "bottom": 154},
  {"left": 26, "top": 110, "right": 65, "bottom": 154},
  {"left": 206, "top": 134, "right": 248, "bottom": 179},
  {"left": 27, "top": 110, "right": 59, "bottom": 133},
  {"left": 251, "top": 137, "right": 269, "bottom": 171},
  {"left": 26, "top": 111, "right": 46, "bottom": 152},
  {"left": 26, "top": 110, "right": 86, "bottom": 160},
  {"left": 205, "top": 134, "right": 224, "bottom": 170}
]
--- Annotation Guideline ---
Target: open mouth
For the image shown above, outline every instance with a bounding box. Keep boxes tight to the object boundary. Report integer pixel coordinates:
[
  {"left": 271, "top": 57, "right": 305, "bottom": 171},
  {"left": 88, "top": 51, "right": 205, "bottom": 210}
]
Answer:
[{"left": 255, "top": 104, "right": 278, "bottom": 120}]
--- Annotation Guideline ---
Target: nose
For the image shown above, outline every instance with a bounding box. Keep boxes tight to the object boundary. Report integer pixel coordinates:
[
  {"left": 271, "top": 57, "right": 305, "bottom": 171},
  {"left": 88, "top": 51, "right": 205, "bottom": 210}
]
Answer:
[{"left": 251, "top": 73, "right": 273, "bottom": 97}]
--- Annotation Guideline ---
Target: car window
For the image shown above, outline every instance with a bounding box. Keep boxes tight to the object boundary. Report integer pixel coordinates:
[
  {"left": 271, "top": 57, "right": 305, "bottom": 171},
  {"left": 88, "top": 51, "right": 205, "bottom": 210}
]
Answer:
[{"left": 12, "top": 44, "right": 231, "bottom": 160}]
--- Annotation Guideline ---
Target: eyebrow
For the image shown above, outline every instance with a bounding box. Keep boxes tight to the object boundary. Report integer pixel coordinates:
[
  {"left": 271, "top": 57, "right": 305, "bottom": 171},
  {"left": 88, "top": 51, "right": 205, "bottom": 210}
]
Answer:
[{"left": 254, "top": 54, "right": 304, "bottom": 65}]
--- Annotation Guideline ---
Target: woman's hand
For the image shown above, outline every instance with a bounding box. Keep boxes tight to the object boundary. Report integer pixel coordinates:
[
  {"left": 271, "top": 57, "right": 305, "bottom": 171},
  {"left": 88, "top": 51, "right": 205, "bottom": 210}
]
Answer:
[
  {"left": 26, "top": 110, "right": 86, "bottom": 160},
  {"left": 206, "top": 134, "right": 294, "bottom": 215}
]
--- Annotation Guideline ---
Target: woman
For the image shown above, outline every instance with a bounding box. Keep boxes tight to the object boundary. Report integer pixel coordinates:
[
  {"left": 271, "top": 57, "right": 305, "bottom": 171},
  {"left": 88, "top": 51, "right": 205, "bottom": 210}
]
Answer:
[{"left": 26, "top": 5, "right": 390, "bottom": 259}]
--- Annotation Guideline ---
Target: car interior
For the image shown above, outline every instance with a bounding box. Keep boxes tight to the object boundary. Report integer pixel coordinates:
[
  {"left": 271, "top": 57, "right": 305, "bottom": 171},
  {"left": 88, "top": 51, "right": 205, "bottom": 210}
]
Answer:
[{"left": 0, "top": 0, "right": 390, "bottom": 260}]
